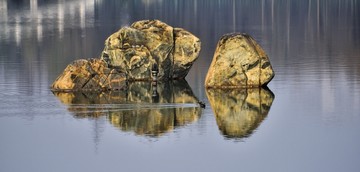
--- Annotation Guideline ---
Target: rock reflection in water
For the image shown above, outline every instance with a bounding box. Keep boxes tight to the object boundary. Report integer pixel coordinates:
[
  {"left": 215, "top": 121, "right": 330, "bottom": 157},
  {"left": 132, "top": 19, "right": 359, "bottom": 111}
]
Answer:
[
  {"left": 53, "top": 80, "right": 202, "bottom": 137},
  {"left": 206, "top": 88, "right": 274, "bottom": 140}
]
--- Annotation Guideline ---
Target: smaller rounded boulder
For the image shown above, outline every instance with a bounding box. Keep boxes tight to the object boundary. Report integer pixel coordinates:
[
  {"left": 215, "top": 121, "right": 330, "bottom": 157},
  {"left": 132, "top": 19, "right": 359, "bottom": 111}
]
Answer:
[{"left": 205, "top": 33, "right": 274, "bottom": 88}]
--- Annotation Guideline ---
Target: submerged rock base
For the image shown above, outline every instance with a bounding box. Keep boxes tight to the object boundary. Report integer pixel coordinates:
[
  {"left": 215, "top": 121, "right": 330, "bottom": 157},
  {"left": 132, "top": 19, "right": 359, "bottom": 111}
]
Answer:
[
  {"left": 205, "top": 33, "right": 274, "bottom": 88},
  {"left": 53, "top": 80, "right": 202, "bottom": 137},
  {"left": 206, "top": 88, "right": 274, "bottom": 139}
]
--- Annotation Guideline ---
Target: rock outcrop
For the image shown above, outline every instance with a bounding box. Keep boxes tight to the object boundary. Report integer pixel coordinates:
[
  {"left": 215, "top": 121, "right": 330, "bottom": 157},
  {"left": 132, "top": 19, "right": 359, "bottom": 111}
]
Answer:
[
  {"left": 101, "top": 19, "right": 201, "bottom": 81},
  {"left": 52, "top": 20, "right": 201, "bottom": 91},
  {"left": 172, "top": 28, "right": 201, "bottom": 79},
  {"left": 51, "top": 59, "right": 127, "bottom": 91},
  {"left": 205, "top": 33, "right": 274, "bottom": 88},
  {"left": 206, "top": 88, "right": 274, "bottom": 139}
]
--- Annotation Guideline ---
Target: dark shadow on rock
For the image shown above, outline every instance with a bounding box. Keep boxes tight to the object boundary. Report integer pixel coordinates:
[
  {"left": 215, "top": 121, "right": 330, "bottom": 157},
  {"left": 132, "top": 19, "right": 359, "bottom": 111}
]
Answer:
[
  {"left": 206, "top": 87, "right": 274, "bottom": 140},
  {"left": 53, "top": 80, "right": 202, "bottom": 137}
]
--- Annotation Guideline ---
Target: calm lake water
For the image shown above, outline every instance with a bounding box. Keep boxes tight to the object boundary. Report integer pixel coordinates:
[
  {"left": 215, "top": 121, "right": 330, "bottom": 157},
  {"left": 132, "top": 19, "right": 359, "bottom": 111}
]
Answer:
[{"left": 1, "top": 0, "right": 360, "bottom": 171}]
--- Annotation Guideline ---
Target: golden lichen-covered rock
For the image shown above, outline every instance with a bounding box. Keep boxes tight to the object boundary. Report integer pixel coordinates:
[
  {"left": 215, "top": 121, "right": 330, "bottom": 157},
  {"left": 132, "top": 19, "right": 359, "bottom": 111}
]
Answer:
[
  {"left": 53, "top": 80, "right": 202, "bottom": 137},
  {"left": 172, "top": 28, "right": 201, "bottom": 79},
  {"left": 205, "top": 33, "right": 274, "bottom": 88},
  {"left": 52, "top": 20, "right": 201, "bottom": 91},
  {"left": 101, "top": 20, "right": 201, "bottom": 81},
  {"left": 206, "top": 88, "right": 274, "bottom": 139},
  {"left": 131, "top": 20, "right": 174, "bottom": 80},
  {"left": 51, "top": 59, "right": 127, "bottom": 91}
]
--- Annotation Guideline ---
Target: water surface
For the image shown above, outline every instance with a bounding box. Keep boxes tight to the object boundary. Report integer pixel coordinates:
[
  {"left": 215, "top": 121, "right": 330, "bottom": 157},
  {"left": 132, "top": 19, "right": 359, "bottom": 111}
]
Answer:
[{"left": 1, "top": 0, "right": 360, "bottom": 172}]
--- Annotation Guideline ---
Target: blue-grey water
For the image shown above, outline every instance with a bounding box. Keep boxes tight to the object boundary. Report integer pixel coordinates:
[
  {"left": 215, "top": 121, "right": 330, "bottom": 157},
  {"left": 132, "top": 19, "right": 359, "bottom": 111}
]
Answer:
[{"left": 1, "top": 0, "right": 360, "bottom": 171}]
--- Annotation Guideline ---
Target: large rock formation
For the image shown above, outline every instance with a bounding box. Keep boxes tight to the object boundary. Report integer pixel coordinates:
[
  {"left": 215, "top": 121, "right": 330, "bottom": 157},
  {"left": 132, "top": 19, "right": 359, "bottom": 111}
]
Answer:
[
  {"left": 52, "top": 20, "right": 201, "bottom": 91},
  {"left": 53, "top": 80, "right": 202, "bottom": 137},
  {"left": 206, "top": 88, "right": 274, "bottom": 139},
  {"left": 101, "top": 19, "right": 201, "bottom": 81},
  {"left": 205, "top": 33, "right": 274, "bottom": 88}
]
